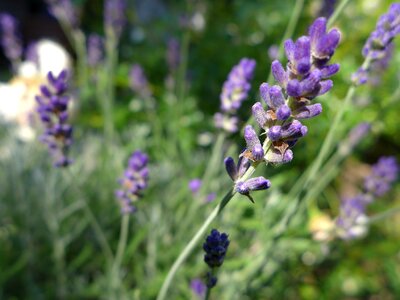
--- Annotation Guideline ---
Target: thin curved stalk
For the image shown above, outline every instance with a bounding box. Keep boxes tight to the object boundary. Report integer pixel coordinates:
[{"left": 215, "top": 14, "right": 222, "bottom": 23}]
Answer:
[
  {"left": 327, "top": 0, "right": 353, "bottom": 27},
  {"left": 368, "top": 205, "right": 400, "bottom": 224}
]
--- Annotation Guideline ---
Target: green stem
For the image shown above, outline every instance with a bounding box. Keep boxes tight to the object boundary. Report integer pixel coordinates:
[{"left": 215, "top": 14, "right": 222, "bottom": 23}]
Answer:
[
  {"left": 156, "top": 188, "right": 236, "bottom": 300},
  {"left": 200, "top": 132, "right": 226, "bottom": 193},
  {"left": 81, "top": 200, "right": 115, "bottom": 264},
  {"left": 111, "top": 214, "right": 130, "bottom": 287},
  {"left": 267, "top": 0, "right": 304, "bottom": 83},
  {"left": 327, "top": 0, "right": 353, "bottom": 27},
  {"left": 368, "top": 205, "right": 400, "bottom": 224}
]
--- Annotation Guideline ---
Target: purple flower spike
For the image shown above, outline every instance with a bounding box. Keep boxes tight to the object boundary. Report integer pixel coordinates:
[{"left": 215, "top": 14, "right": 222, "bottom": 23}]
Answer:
[
  {"left": 214, "top": 113, "right": 239, "bottom": 133},
  {"left": 364, "top": 156, "right": 398, "bottom": 197},
  {"left": 87, "top": 34, "right": 104, "bottom": 66},
  {"left": 203, "top": 229, "right": 230, "bottom": 268},
  {"left": 36, "top": 70, "right": 73, "bottom": 167},
  {"left": 104, "top": 0, "right": 126, "bottom": 38},
  {"left": 166, "top": 38, "right": 180, "bottom": 72},
  {"left": 215, "top": 58, "right": 256, "bottom": 133},
  {"left": 116, "top": 150, "right": 149, "bottom": 214},
  {"left": 130, "top": 64, "right": 152, "bottom": 99},
  {"left": 352, "top": 4, "right": 400, "bottom": 85},
  {"left": 336, "top": 196, "right": 368, "bottom": 240},
  {"left": 0, "top": 13, "right": 22, "bottom": 62},
  {"left": 46, "top": 0, "right": 78, "bottom": 28}
]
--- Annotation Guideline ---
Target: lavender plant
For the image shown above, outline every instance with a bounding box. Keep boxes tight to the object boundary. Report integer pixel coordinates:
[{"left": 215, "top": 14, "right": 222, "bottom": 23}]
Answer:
[
  {"left": 129, "top": 64, "right": 152, "bottom": 99},
  {"left": 336, "top": 156, "right": 399, "bottom": 240},
  {"left": 36, "top": 70, "right": 73, "bottom": 167},
  {"left": 0, "top": 13, "right": 22, "bottom": 66},
  {"left": 214, "top": 58, "right": 256, "bottom": 133},
  {"left": 116, "top": 150, "right": 149, "bottom": 214},
  {"left": 352, "top": 3, "right": 400, "bottom": 85}
]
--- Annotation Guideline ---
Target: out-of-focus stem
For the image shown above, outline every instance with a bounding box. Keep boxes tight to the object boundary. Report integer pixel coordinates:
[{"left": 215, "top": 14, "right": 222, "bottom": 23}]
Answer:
[
  {"left": 327, "top": 0, "right": 353, "bottom": 27},
  {"left": 368, "top": 205, "right": 400, "bottom": 224},
  {"left": 267, "top": 0, "right": 304, "bottom": 83}
]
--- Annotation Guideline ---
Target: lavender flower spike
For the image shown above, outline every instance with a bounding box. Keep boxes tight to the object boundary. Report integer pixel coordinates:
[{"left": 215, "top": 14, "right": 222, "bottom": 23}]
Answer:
[
  {"left": 352, "top": 4, "right": 400, "bottom": 85},
  {"left": 36, "top": 70, "right": 73, "bottom": 167},
  {"left": 228, "top": 17, "right": 340, "bottom": 201},
  {"left": 104, "top": 0, "right": 126, "bottom": 38},
  {"left": 215, "top": 58, "right": 256, "bottom": 133},
  {"left": 190, "top": 279, "right": 206, "bottom": 299},
  {"left": 0, "top": 13, "right": 22, "bottom": 62},
  {"left": 364, "top": 156, "right": 398, "bottom": 197},
  {"left": 116, "top": 150, "right": 149, "bottom": 214},
  {"left": 87, "top": 34, "right": 104, "bottom": 67},
  {"left": 336, "top": 196, "right": 369, "bottom": 240},
  {"left": 46, "top": 0, "right": 78, "bottom": 28},
  {"left": 203, "top": 229, "right": 229, "bottom": 270},
  {"left": 130, "top": 64, "right": 152, "bottom": 99}
]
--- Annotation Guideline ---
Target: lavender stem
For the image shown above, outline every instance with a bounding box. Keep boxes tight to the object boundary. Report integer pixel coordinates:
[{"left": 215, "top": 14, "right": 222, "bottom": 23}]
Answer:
[{"left": 266, "top": 0, "right": 305, "bottom": 83}]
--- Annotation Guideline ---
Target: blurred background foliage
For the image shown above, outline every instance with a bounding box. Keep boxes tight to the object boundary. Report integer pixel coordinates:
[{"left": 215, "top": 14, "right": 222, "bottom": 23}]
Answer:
[{"left": 0, "top": 0, "right": 399, "bottom": 299}]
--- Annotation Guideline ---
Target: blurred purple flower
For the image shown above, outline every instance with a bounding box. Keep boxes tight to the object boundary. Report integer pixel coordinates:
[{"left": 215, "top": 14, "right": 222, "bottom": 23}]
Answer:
[
  {"left": 129, "top": 64, "right": 152, "bottom": 99},
  {"left": 104, "top": 0, "right": 126, "bottom": 38},
  {"left": 318, "top": 0, "right": 336, "bottom": 18},
  {"left": 35, "top": 70, "right": 73, "bottom": 167},
  {"left": 189, "top": 178, "right": 202, "bottom": 195},
  {"left": 116, "top": 150, "right": 149, "bottom": 214},
  {"left": 267, "top": 45, "right": 279, "bottom": 61},
  {"left": 87, "top": 34, "right": 104, "bottom": 67},
  {"left": 364, "top": 156, "right": 398, "bottom": 197},
  {"left": 352, "top": 4, "right": 400, "bottom": 85},
  {"left": 190, "top": 278, "right": 206, "bottom": 299},
  {"left": 46, "top": 0, "right": 78, "bottom": 28},
  {"left": 336, "top": 195, "right": 368, "bottom": 240},
  {"left": 214, "top": 58, "right": 256, "bottom": 133},
  {"left": 0, "top": 13, "right": 22, "bottom": 62},
  {"left": 166, "top": 37, "right": 180, "bottom": 72}
]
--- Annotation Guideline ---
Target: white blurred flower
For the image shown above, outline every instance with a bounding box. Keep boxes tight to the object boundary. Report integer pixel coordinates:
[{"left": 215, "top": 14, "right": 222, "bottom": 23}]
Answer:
[{"left": 0, "top": 39, "right": 71, "bottom": 141}]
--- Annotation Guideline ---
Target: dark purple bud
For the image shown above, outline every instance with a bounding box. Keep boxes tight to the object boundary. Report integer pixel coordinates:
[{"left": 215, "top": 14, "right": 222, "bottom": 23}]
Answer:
[
  {"left": 271, "top": 60, "right": 288, "bottom": 87},
  {"left": 309, "top": 18, "right": 327, "bottom": 51},
  {"left": 293, "top": 103, "right": 322, "bottom": 119},
  {"left": 276, "top": 104, "right": 291, "bottom": 120},
  {"left": 300, "top": 69, "right": 322, "bottom": 95},
  {"left": 236, "top": 181, "right": 248, "bottom": 194},
  {"left": 224, "top": 157, "right": 238, "bottom": 181},
  {"left": 203, "top": 229, "right": 230, "bottom": 268}
]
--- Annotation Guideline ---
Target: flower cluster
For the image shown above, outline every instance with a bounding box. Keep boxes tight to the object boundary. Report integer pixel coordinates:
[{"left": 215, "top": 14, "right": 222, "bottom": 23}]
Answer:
[
  {"left": 0, "top": 13, "right": 22, "bottom": 63},
  {"left": 46, "top": 0, "right": 78, "bottom": 28},
  {"left": 203, "top": 229, "right": 230, "bottom": 288},
  {"left": 129, "top": 64, "right": 152, "bottom": 99},
  {"left": 166, "top": 38, "right": 180, "bottom": 73},
  {"left": 214, "top": 58, "right": 256, "bottom": 133},
  {"left": 87, "top": 34, "right": 104, "bottom": 67},
  {"left": 364, "top": 156, "right": 399, "bottom": 198},
  {"left": 36, "top": 70, "right": 73, "bottom": 167},
  {"left": 116, "top": 150, "right": 149, "bottom": 214},
  {"left": 104, "top": 0, "right": 126, "bottom": 38},
  {"left": 225, "top": 17, "right": 340, "bottom": 200},
  {"left": 336, "top": 156, "right": 398, "bottom": 240},
  {"left": 352, "top": 3, "right": 400, "bottom": 85}
]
